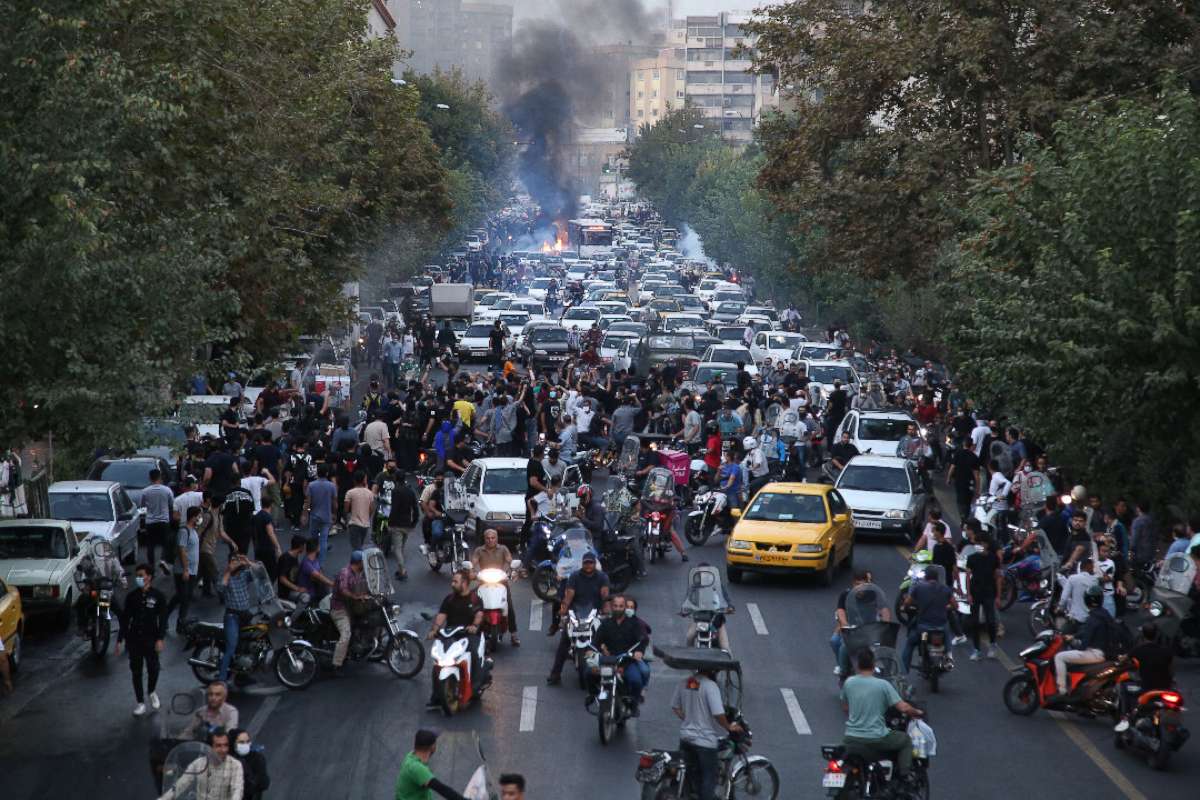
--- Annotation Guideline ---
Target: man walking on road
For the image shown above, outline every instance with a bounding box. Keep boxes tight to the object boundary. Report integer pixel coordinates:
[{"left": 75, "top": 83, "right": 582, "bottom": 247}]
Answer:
[
  {"left": 304, "top": 465, "right": 337, "bottom": 563},
  {"left": 140, "top": 468, "right": 175, "bottom": 571},
  {"left": 166, "top": 506, "right": 201, "bottom": 634},
  {"left": 343, "top": 471, "right": 374, "bottom": 552},
  {"left": 116, "top": 563, "right": 167, "bottom": 715}
]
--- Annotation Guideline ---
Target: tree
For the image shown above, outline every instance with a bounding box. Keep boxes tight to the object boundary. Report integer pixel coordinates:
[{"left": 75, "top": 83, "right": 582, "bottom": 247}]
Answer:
[
  {"left": 625, "top": 107, "right": 719, "bottom": 227},
  {"left": 947, "top": 85, "right": 1200, "bottom": 509},
  {"left": 746, "top": 0, "right": 1200, "bottom": 283}
]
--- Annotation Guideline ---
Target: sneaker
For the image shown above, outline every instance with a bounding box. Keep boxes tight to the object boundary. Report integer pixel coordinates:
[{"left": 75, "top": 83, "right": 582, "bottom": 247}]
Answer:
[
  {"left": 394, "top": 570, "right": 408, "bottom": 581},
  {"left": 833, "top": 666, "right": 843, "bottom": 676},
  {"left": 149, "top": 692, "right": 160, "bottom": 710},
  {"left": 425, "top": 701, "right": 441, "bottom": 711},
  {"left": 681, "top": 554, "right": 689, "bottom": 562},
  {"left": 1114, "top": 719, "right": 1130, "bottom": 733},
  {"left": 547, "top": 623, "right": 559, "bottom": 637},
  {"left": 510, "top": 635, "right": 521, "bottom": 647},
  {"left": 157, "top": 560, "right": 171, "bottom": 576},
  {"left": 969, "top": 649, "right": 982, "bottom": 661},
  {"left": 133, "top": 703, "right": 147, "bottom": 716},
  {"left": 951, "top": 635, "right": 968, "bottom": 646},
  {"left": 986, "top": 645, "right": 998, "bottom": 659}
]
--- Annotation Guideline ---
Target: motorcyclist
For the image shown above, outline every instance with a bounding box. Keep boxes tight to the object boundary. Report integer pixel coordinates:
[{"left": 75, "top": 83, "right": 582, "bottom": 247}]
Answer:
[
  {"left": 742, "top": 436, "right": 770, "bottom": 501},
  {"left": 829, "top": 431, "right": 860, "bottom": 474},
  {"left": 1049, "top": 584, "right": 1115, "bottom": 702},
  {"left": 840, "top": 647, "right": 925, "bottom": 785},
  {"left": 330, "top": 550, "right": 370, "bottom": 677},
  {"left": 592, "top": 594, "right": 650, "bottom": 715},
  {"left": 682, "top": 563, "right": 735, "bottom": 652},
  {"left": 470, "top": 528, "right": 519, "bottom": 647},
  {"left": 75, "top": 539, "right": 128, "bottom": 633},
  {"left": 900, "top": 567, "right": 954, "bottom": 674},
  {"left": 546, "top": 552, "right": 610, "bottom": 685},
  {"left": 425, "top": 569, "right": 484, "bottom": 709},
  {"left": 832, "top": 571, "right": 892, "bottom": 677}
]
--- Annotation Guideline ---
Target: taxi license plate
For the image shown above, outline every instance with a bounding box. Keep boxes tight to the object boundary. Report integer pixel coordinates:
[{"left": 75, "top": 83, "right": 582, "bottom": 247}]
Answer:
[
  {"left": 822, "top": 772, "right": 846, "bottom": 788},
  {"left": 753, "top": 552, "right": 790, "bottom": 564},
  {"left": 856, "top": 519, "right": 883, "bottom": 529},
  {"left": 471, "top": 350, "right": 488, "bottom": 356}
]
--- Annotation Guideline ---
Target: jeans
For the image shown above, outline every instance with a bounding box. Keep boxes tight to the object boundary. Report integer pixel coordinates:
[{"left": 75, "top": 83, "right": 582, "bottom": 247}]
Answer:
[
  {"left": 680, "top": 740, "right": 719, "bottom": 800},
  {"left": 309, "top": 517, "right": 332, "bottom": 564},
  {"left": 430, "top": 519, "right": 445, "bottom": 543},
  {"left": 969, "top": 597, "right": 998, "bottom": 650},
  {"left": 331, "top": 608, "right": 352, "bottom": 667},
  {"left": 166, "top": 574, "right": 194, "bottom": 631},
  {"left": 218, "top": 610, "right": 241, "bottom": 682},
  {"left": 348, "top": 524, "right": 369, "bottom": 551},
  {"left": 902, "top": 623, "right": 948, "bottom": 673},
  {"left": 1054, "top": 648, "right": 1105, "bottom": 694},
  {"left": 622, "top": 659, "right": 649, "bottom": 701},
  {"left": 145, "top": 521, "right": 172, "bottom": 566}
]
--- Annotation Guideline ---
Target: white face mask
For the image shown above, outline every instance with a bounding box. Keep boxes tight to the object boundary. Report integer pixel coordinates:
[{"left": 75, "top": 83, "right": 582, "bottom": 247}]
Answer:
[{"left": 235, "top": 742, "right": 251, "bottom": 756}]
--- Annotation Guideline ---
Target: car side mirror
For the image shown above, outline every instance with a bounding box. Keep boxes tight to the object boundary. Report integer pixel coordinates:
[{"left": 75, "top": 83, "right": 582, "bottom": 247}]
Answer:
[
  {"left": 118, "top": 512, "right": 133, "bottom": 521},
  {"left": 834, "top": 513, "right": 849, "bottom": 523},
  {"left": 730, "top": 508, "right": 742, "bottom": 519}
]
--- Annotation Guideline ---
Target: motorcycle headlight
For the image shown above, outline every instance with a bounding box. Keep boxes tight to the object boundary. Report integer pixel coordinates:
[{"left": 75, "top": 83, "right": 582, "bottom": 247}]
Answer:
[
  {"left": 437, "top": 657, "right": 458, "bottom": 668},
  {"left": 728, "top": 539, "right": 752, "bottom": 550},
  {"left": 883, "top": 509, "right": 908, "bottom": 519},
  {"left": 1149, "top": 600, "right": 1164, "bottom": 618},
  {"left": 486, "top": 512, "right": 512, "bottom": 521}
]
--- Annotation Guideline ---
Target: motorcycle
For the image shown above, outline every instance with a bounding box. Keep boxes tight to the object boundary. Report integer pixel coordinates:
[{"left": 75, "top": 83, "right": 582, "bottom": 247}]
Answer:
[
  {"left": 566, "top": 605, "right": 601, "bottom": 689},
  {"left": 185, "top": 561, "right": 317, "bottom": 690},
  {"left": 1114, "top": 683, "right": 1190, "bottom": 770},
  {"left": 1002, "top": 630, "right": 1132, "bottom": 718},
  {"left": 820, "top": 712, "right": 934, "bottom": 799},
  {"left": 74, "top": 539, "right": 121, "bottom": 659},
  {"left": 681, "top": 564, "right": 735, "bottom": 651},
  {"left": 592, "top": 644, "right": 642, "bottom": 745},
  {"left": 429, "top": 625, "right": 492, "bottom": 716},
  {"left": 531, "top": 520, "right": 595, "bottom": 602},
  {"left": 685, "top": 487, "right": 732, "bottom": 547},
  {"left": 641, "top": 466, "right": 677, "bottom": 564},
  {"left": 287, "top": 548, "right": 424, "bottom": 678},
  {"left": 477, "top": 561, "right": 520, "bottom": 654},
  {"left": 420, "top": 508, "right": 472, "bottom": 573},
  {"left": 839, "top": 582, "right": 912, "bottom": 701},
  {"left": 1141, "top": 552, "right": 1200, "bottom": 658}
]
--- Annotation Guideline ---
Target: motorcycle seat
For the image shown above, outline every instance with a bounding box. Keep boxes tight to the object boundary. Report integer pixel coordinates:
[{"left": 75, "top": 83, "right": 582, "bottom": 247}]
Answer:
[
  {"left": 190, "top": 621, "right": 225, "bottom": 638},
  {"left": 1066, "top": 661, "right": 1112, "bottom": 675}
]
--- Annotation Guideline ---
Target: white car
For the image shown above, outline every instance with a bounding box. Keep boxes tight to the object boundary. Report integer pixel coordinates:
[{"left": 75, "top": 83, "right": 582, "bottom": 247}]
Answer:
[
  {"left": 47, "top": 481, "right": 142, "bottom": 563},
  {"left": 509, "top": 299, "right": 546, "bottom": 320},
  {"left": 495, "top": 311, "right": 531, "bottom": 341},
  {"left": 473, "top": 292, "right": 513, "bottom": 319},
  {"left": 0, "top": 519, "right": 87, "bottom": 617},
  {"left": 593, "top": 300, "right": 630, "bottom": 315},
  {"left": 700, "top": 345, "right": 759, "bottom": 374},
  {"left": 566, "top": 265, "right": 590, "bottom": 282},
  {"left": 661, "top": 314, "right": 708, "bottom": 334},
  {"left": 475, "top": 296, "right": 518, "bottom": 322},
  {"left": 527, "top": 278, "right": 554, "bottom": 302},
  {"left": 835, "top": 410, "right": 920, "bottom": 457},
  {"left": 749, "top": 331, "right": 809, "bottom": 364},
  {"left": 802, "top": 359, "right": 861, "bottom": 408},
  {"left": 179, "top": 394, "right": 238, "bottom": 438},
  {"left": 600, "top": 331, "right": 639, "bottom": 361},
  {"left": 834, "top": 455, "right": 929, "bottom": 540},
  {"left": 561, "top": 306, "right": 602, "bottom": 328},
  {"left": 445, "top": 458, "right": 530, "bottom": 544},
  {"left": 791, "top": 342, "right": 843, "bottom": 361},
  {"left": 460, "top": 322, "right": 508, "bottom": 360}
]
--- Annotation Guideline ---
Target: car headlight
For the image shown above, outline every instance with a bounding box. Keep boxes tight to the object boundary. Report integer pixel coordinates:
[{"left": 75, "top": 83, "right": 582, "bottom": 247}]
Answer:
[
  {"left": 883, "top": 509, "right": 908, "bottom": 519},
  {"left": 32, "top": 585, "right": 57, "bottom": 599},
  {"left": 486, "top": 512, "right": 512, "bottom": 521},
  {"left": 795, "top": 544, "right": 824, "bottom": 553},
  {"left": 535, "top": 349, "right": 548, "bottom": 355},
  {"left": 728, "top": 539, "right": 753, "bottom": 551}
]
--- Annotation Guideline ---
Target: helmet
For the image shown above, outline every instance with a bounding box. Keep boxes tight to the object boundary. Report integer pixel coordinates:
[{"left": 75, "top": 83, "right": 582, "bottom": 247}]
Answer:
[
  {"left": 1083, "top": 584, "right": 1103, "bottom": 609},
  {"left": 1071, "top": 485, "right": 1088, "bottom": 503},
  {"left": 742, "top": 436, "right": 758, "bottom": 450},
  {"left": 576, "top": 483, "right": 592, "bottom": 499},
  {"left": 705, "top": 421, "right": 718, "bottom": 433}
]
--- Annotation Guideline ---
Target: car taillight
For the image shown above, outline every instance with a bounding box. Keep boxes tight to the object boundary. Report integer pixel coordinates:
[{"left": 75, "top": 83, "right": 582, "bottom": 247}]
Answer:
[
  {"left": 638, "top": 755, "right": 656, "bottom": 769},
  {"left": 826, "top": 760, "right": 843, "bottom": 773}
]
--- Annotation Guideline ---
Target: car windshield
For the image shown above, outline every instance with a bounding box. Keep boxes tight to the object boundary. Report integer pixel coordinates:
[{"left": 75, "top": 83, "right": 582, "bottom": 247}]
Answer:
[
  {"left": 49, "top": 493, "right": 115, "bottom": 522},
  {"left": 716, "top": 302, "right": 746, "bottom": 314},
  {"left": 0, "top": 527, "right": 70, "bottom": 559},
  {"left": 715, "top": 293, "right": 745, "bottom": 304},
  {"left": 177, "top": 403, "right": 226, "bottom": 424},
  {"left": 466, "top": 324, "right": 494, "bottom": 337},
  {"left": 602, "top": 334, "right": 636, "bottom": 349},
  {"left": 858, "top": 418, "right": 911, "bottom": 441},
  {"left": 692, "top": 366, "right": 732, "bottom": 384},
  {"left": 743, "top": 493, "right": 828, "bottom": 524},
  {"left": 609, "top": 323, "right": 647, "bottom": 336},
  {"left": 477, "top": 294, "right": 504, "bottom": 306},
  {"left": 565, "top": 308, "right": 600, "bottom": 320},
  {"left": 493, "top": 298, "right": 515, "bottom": 310},
  {"left": 648, "top": 335, "right": 693, "bottom": 351},
  {"left": 708, "top": 348, "right": 748, "bottom": 363},
  {"left": 531, "top": 279, "right": 551, "bottom": 288},
  {"left": 798, "top": 345, "right": 839, "bottom": 358},
  {"left": 530, "top": 328, "right": 568, "bottom": 344},
  {"left": 663, "top": 317, "right": 703, "bottom": 332},
  {"left": 90, "top": 461, "right": 154, "bottom": 489},
  {"left": 718, "top": 328, "right": 746, "bottom": 342},
  {"left": 838, "top": 465, "right": 910, "bottom": 494},
  {"left": 499, "top": 313, "right": 529, "bottom": 326},
  {"left": 765, "top": 334, "right": 804, "bottom": 349},
  {"left": 808, "top": 365, "right": 855, "bottom": 384},
  {"left": 482, "top": 468, "right": 527, "bottom": 494}
]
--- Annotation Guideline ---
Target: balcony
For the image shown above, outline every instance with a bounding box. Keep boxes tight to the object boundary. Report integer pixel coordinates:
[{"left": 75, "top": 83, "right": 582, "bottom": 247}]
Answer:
[
  {"left": 686, "top": 60, "right": 719, "bottom": 70},
  {"left": 686, "top": 84, "right": 725, "bottom": 95},
  {"left": 723, "top": 60, "right": 754, "bottom": 72}
]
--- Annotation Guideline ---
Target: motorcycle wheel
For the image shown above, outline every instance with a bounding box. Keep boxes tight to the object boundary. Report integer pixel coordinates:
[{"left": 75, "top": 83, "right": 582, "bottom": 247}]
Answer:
[
  {"left": 190, "top": 643, "right": 222, "bottom": 685},
  {"left": 729, "top": 759, "right": 780, "bottom": 799},
  {"left": 274, "top": 643, "right": 317, "bottom": 689},
  {"left": 639, "top": 783, "right": 673, "bottom": 800},
  {"left": 441, "top": 675, "right": 461, "bottom": 716},
  {"left": 998, "top": 575, "right": 1018, "bottom": 611},
  {"left": 685, "top": 515, "right": 711, "bottom": 546},
  {"left": 385, "top": 632, "right": 425, "bottom": 679},
  {"left": 532, "top": 566, "right": 559, "bottom": 603},
  {"left": 1028, "top": 605, "right": 1054, "bottom": 638},
  {"left": 598, "top": 700, "right": 618, "bottom": 745},
  {"left": 426, "top": 548, "right": 443, "bottom": 572},
  {"left": 90, "top": 616, "right": 111, "bottom": 659},
  {"left": 1002, "top": 674, "right": 1040, "bottom": 715}
]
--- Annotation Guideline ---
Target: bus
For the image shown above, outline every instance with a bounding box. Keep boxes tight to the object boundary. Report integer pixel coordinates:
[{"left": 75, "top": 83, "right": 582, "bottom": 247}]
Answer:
[{"left": 567, "top": 218, "right": 613, "bottom": 258}]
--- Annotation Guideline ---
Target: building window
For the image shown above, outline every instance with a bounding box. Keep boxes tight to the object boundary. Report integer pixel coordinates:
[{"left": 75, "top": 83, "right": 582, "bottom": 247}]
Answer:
[
  {"left": 637, "top": 70, "right": 644, "bottom": 80},
  {"left": 651, "top": 90, "right": 657, "bottom": 98},
  {"left": 676, "top": 90, "right": 684, "bottom": 98},
  {"left": 653, "top": 70, "right": 660, "bottom": 79},
  {"left": 652, "top": 108, "right": 658, "bottom": 116},
  {"left": 637, "top": 91, "right": 643, "bottom": 99},
  {"left": 637, "top": 109, "right": 644, "bottom": 118}
]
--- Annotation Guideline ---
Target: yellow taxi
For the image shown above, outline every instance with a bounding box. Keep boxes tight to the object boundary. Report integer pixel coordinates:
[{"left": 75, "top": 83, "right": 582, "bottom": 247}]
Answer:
[
  {"left": 725, "top": 482, "right": 854, "bottom": 585},
  {"left": 0, "top": 575, "right": 22, "bottom": 673}
]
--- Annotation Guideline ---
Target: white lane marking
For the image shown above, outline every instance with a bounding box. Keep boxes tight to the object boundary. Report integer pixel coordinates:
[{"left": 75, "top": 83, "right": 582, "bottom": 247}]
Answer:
[
  {"left": 529, "top": 600, "right": 543, "bottom": 631},
  {"left": 520, "top": 686, "right": 538, "bottom": 732},
  {"left": 247, "top": 695, "right": 281, "bottom": 737},
  {"left": 746, "top": 602, "right": 769, "bottom": 635},
  {"left": 780, "top": 688, "right": 812, "bottom": 735}
]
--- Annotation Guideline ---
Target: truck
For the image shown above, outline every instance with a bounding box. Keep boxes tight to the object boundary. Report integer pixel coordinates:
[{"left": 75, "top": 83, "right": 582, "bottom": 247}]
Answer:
[{"left": 430, "top": 283, "right": 474, "bottom": 318}]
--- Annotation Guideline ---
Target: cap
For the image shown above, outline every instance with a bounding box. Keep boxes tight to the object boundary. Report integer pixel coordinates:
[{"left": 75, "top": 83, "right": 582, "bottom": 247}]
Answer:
[
  {"left": 350, "top": 550, "right": 364, "bottom": 563},
  {"left": 581, "top": 551, "right": 598, "bottom": 564}
]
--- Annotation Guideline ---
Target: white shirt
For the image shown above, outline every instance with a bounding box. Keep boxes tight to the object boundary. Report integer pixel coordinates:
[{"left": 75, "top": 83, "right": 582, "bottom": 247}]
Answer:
[
  {"left": 240, "top": 476, "right": 269, "bottom": 512},
  {"left": 745, "top": 448, "right": 769, "bottom": 478},
  {"left": 173, "top": 491, "right": 204, "bottom": 522},
  {"left": 363, "top": 419, "right": 391, "bottom": 455},
  {"left": 988, "top": 472, "right": 1012, "bottom": 510},
  {"left": 1095, "top": 558, "right": 1117, "bottom": 596},
  {"left": 1060, "top": 571, "right": 1099, "bottom": 623},
  {"left": 971, "top": 422, "right": 990, "bottom": 457},
  {"left": 576, "top": 403, "right": 596, "bottom": 434}
]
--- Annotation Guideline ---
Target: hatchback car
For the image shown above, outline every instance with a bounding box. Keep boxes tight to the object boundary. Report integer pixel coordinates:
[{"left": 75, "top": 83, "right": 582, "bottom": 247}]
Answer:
[
  {"left": 85, "top": 456, "right": 172, "bottom": 506},
  {"left": 47, "top": 481, "right": 142, "bottom": 563},
  {"left": 725, "top": 483, "right": 854, "bottom": 585},
  {"left": 834, "top": 455, "right": 929, "bottom": 540},
  {"left": 445, "top": 458, "right": 530, "bottom": 545}
]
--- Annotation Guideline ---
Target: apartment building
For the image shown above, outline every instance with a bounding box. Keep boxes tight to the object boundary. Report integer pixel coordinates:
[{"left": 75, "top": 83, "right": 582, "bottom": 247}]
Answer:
[
  {"left": 629, "top": 49, "right": 687, "bottom": 129},
  {"left": 401, "top": 0, "right": 513, "bottom": 89}
]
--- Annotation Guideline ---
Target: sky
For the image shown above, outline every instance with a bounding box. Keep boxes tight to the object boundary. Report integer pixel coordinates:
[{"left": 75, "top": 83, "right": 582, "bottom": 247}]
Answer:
[{"left": 511, "top": 1, "right": 775, "bottom": 22}]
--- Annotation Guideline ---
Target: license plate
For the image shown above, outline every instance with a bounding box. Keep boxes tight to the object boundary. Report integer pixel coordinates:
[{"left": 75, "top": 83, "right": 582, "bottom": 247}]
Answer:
[
  {"left": 856, "top": 519, "right": 883, "bottom": 529},
  {"left": 548, "top": 355, "right": 566, "bottom": 361},
  {"left": 600, "top": 666, "right": 614, "bottom": 676},
  {"left": 754, "top": 553, "right": 790, "bottom": 564},
  {"left": 822, "top": 773, "right": 846, "bottom": 788},
  {"left": 471, "top": 350, "right": 488, "bottom": 356}
]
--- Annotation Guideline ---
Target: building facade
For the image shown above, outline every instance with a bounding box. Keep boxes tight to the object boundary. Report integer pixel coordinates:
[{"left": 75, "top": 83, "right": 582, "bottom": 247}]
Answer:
[
  {"left": 629, "top": 49, "right": 686, "bottom": 129},
  {"left": 399, "top": 0, "right": 513, "bottom": 89}
]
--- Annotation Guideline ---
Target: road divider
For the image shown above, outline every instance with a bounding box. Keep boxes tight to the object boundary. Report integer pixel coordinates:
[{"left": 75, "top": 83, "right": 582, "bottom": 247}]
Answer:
[
  {"left": 746, "top": 603, "right": 769, "bottom": 635},
  {"left": 780, "top": 688, "right": 812, "bottom": 735},
  {"left": 529, "top": 601, "right": 543, "bottom": 632}
]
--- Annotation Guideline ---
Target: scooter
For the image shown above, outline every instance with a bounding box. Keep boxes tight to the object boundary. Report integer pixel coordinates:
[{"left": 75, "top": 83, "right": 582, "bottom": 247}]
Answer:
[
  {"left": 477, "top": 562, "right": 520, "bottom": 654},
  {"left": 430, "top": 625, "right": 492, "bottom": 716},
  {"left": 1002, "top": 631, "right": 1132, "bottom": 718},
  {"left": 1142, "top": 552, "right": 1200, "bottom": 659},
  {"left": 1114, "top": 684, "right": 1190, "bottom": 770}
]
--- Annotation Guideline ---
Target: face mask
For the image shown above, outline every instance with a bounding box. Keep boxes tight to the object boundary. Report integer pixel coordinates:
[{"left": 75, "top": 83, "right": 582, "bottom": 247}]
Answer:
[
  {"left": 235, "top": 742, "right": 251, "bottom": 757},
  {"left": 624, "top": 607, "right": 636, "bottom": 618},
  {"left": 135, "top": 576, "right": 146, "bottom": 589},
  {"left": 549, "top": 392, "right": 557, "bottom": 399}
]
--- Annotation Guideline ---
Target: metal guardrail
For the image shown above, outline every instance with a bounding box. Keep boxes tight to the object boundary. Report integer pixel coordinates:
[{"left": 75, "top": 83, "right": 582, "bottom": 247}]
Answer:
[{"left": 0, "top": 466, "right": 49, "bottom": 519}]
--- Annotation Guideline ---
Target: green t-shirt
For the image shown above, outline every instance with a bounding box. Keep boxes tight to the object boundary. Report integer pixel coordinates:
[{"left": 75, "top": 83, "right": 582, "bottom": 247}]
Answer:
[
  {"left": 395, "top": 751, "right": 434, "bottom": 800},
  {"left": 840, "top": 674, "right": 900, "bottom": 739}
]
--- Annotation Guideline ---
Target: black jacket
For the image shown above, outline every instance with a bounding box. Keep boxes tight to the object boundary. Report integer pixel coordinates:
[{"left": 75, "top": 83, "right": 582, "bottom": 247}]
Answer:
[
  {"left": 1077, "top": 607, "right": 1114, "bottom": 654},
  {"left": 118, "top": 587, "right": 168, "bottom": 646},
  {"left": 236, "top": 751, "right": 271, "bottom": 800}
]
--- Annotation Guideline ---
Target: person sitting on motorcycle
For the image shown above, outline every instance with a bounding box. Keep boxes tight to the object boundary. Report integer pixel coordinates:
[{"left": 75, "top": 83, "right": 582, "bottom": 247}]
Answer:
[
  {"left": 742, "top": 436, "right": 770, "bottom": 501},
  {"left": 682, "top": 563, "right": 735, "bottom": 651},
  {"left": 829, "top": 431, "right": 860, "bottom": 474},
  {"left": 470, "top": 528, "right": 519, "bottom": 647},
  {"left": 634, "top": 438, "right": 658, "bottom": 481},
  {"left": 632, "top": 472, "right": 688, "bottom": 562},
  {"left": 900, "top": 567, "right": 954, "bottom": 674},
  {"left": 445, "top": 436, "right": 473, "bottom": 477},
  {"left": 182, "top": 681, "right": 240, "bottom": 740},
  {"left": 75, "top": 540, "right": 128, "bottom": 632},
  {"left": 546, "top": 552, "right": 610, "bottom": 685},
  {"left": 832, "top": 571, "right": 892, "bottom": 676},
  {"left": 330, "top": 550, "right": 370, "bottom": 677},
  {"left": 426, "top": 569, "right": 484, "bottom": 709},
  {"left": 718, "top": 449, "right": 743, "bottom": 509},
  {"left": 1049, "top": 584, "right": 1113, "bottom": 702},
  {"left": 841, "top": 648, "right": 925, "bottom": 785},
  {"left": 716, "top": 402, "right": 743, "bottom": 439},
  {"left": 275, "top": 536, "right": 310, "bottom": 608},
  {"left": 592, "top": 594, "right": 650, "bottom": 715}
]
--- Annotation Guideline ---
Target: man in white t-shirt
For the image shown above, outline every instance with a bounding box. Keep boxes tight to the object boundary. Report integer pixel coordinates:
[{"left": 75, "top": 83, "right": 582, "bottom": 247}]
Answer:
[
  {"left": 240, "top": 469, "right": 275, "bottom": 513},
  {"left": 173, "top": 476, "right": 205, "bottom": 523},
  {"left": 970, "top": 419, "right": 991, "bottom": 458}
]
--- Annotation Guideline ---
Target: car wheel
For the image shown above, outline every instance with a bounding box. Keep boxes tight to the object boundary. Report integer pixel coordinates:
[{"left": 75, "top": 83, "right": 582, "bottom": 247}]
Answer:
[
  {"left": 8, "top": 630, "right": 21, "bottom": 674},
  {"left": 819, "top": 554, "right": 836, "bottom": 587}
]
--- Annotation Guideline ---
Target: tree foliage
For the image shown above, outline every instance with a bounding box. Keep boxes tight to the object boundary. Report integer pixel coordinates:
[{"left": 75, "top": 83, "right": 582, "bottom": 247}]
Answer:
[
  {"left": 746, "top": 0, "right": 1200, "bottom": 282},
  {"left": 625, "top": 107, "right": 720, "bottom": 228},
  {"left": 0, "top": 0, "right": 458, "bottom": 449},
  {"left": 947, "top": 85, "right": 1200, "bottom": 509}
]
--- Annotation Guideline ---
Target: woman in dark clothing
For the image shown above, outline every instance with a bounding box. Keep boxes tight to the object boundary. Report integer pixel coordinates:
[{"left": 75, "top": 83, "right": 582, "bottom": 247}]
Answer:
[{"left": 230, "top": 728, "right": 271, "bottom": 799}]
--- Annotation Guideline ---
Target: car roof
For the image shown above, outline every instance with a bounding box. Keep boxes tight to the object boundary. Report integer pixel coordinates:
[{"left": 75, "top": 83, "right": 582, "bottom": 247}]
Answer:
[
  {"left": 843, "top": 454, "right": 908, "bottom": 468},
  {"left": 852, "top": 410, "right": 916, "bottom": 421},
  {"left": 803, "top": 359, "right": 854, "bottom": 367},
  {"left": 473, "top": 458, "right": 528, "bottom": 469},
  {"left": 0, "top": 519, "right": 71, "bottom": 530},
  {"left": 754, "top": 482, "right": 835, "bottom": 497},
  {"left": 49, "top": 481, "right": 119, "bottom": 493},
  {"left": 93, "top": 456, "right": 161, "bottom": 465}
]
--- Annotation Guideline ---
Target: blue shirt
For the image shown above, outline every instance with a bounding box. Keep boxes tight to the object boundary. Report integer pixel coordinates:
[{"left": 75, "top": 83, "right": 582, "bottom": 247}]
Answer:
[
  {"left": 1167, "top": 538, "right": 1192, "bottom": 557},
  {"left": 720, "top": 462, "right": 742, "bottom": 497},
  {"left": 222, "top": 568, "right": 255, "bottom": 612},
  {"left": 307, "top": 479, "right": 337, "bottom": 522}
]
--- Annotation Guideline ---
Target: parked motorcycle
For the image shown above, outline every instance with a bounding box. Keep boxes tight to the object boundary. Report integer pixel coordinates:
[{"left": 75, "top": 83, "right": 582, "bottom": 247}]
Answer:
[
  {"left": 477, "top": 562, "right": 520, "bottom": 654},
  {"left": 185, "top": 561, "right": 317, "bottom": 690},
  {"left": 420, "top": 509, "right": 472, "bottom": 573},
  {"left": 429, "top": 625, "right": 492, "bottom": 716},
  {"left": 1002, "top": 630, "right": 1132, "bottom": 718},
  {"left": 685, "top": 487, "right": 731, "bottom": 547},
  {"left": 1114, "top": 684, "right": 1190, "bottom": 770},
  {"left": 820, "top": 712, "right": 934, "bottom": 798},
  {"left": 287, "top": 548, "right": 424, "bottom": 678}
]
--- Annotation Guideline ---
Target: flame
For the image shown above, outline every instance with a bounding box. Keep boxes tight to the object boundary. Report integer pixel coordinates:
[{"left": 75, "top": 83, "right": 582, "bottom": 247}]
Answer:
[{"left": 542, "top": 241, "right": 553, "bottom": 253}]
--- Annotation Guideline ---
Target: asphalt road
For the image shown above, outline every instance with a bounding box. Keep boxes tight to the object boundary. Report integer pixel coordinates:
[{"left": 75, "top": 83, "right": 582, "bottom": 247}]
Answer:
[{"left": 3, "top": 367, "right": 1198, "bottom": 799}]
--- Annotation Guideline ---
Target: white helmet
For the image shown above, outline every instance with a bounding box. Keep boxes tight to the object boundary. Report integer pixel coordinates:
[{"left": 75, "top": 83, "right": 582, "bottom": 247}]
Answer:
[{"left": 743, "top": 436, "right": 758, "bottom": 450}]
